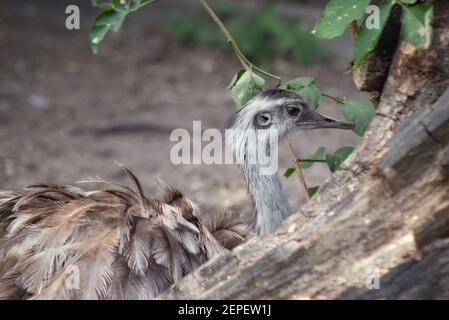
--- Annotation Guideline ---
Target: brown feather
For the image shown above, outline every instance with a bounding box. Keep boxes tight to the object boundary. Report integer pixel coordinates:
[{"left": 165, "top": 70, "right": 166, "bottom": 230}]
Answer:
[{"left": 0, "top": 167, "right": 249, "bottom": 299}]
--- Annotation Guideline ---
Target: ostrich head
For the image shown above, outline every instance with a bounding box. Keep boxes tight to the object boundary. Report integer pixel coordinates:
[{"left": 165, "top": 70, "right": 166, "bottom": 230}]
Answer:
[{"left": 226, "top": 89, "right": 354, "bottom": 235}]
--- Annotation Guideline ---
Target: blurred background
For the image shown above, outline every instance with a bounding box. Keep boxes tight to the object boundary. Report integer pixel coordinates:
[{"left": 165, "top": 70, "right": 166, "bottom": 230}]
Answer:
[{"left": 0, "top": 0, "right": 365, "bottom": 215}]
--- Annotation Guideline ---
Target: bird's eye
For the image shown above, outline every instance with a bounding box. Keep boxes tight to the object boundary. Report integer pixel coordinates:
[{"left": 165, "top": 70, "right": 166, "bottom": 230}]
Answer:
[
  {"left": 256, "top": 113, "right": 272, "bottom": 128},
  {"left": 285, "top": 105, "right": 301, "bottom": 118}
]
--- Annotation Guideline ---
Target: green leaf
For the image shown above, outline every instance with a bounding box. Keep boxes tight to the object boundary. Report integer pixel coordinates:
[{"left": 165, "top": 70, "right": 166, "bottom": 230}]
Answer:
[
  {"left": 130, "top": 0, "right": 158, "bottom": 11},
  {"left": 94, "top": 8, "right": 127, "bottom": 31},
  {"left": 89, "top": 0, "right": 158, "bottom": 54},
  {"left": 229, "top": 70, "right": 253, "bottom": 107},
  {"left": 228, "top": 69, "right": 245, "bottom": 89},
  {"left": 341, "top": 100, "right": 375, "bottom": 136},
  {"left": 325, "top": 154, "right": 335, "bottom": 172},
  {"left": 110, "top": 0, "right": 130, "bottom": 12},
  {"left": 333, "top": 147, "right": 354, "bottom": 170},
  {"left": 307, "top": 186, "right": 320, "bottom": 198},
  {"left": 354, "top": 0, "right": 394, "bottom": 68},
  {"left": 300, "top": 147, "right": 326, "bottom": 169},
  {"left": 89, "top": 8, "right": 128, "bottom": 54},
  {"left": 140, "top": 0, "right": 158, "bottom": 7},
  {"left": 283, "top": 167, "right": 296, "bottom": 178},
  {"left": 284, "top": 77, "right": 321, "bottom": 110},
  {"left": 91, "top": 0, "right": 116, "bottom": 10},
  {"left": 89, "top": 25, "right": 109, "bottom": 54},
  {"left": 300, "top": 85, "right": 322, "bottom": 110},
  {"left": 228, "top": 70, "right": 265, "bottom": 107},
  {"left": 284, "top": 77, "right": 314, "bottom": 89},
  {"left": 400, "top": 0, "right": 417, "bottom": 4},
  {"left": 312, "top": 0, "right": 371, "bottom": 39},
  {"left": 401, "top": 3, "right": 433, "bottom": 49},
  {"left": 252, "top": 72, "right": 266, "bottom": 91},
  {"left": 130, "top": 0, "right": 141, "bottom": 11},
  {"left": 325, "top": 147, "right": 354, "bottom": 172}
]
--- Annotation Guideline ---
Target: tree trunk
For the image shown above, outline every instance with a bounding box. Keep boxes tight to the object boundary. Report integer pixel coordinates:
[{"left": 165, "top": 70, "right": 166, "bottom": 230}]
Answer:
[{"left": 162, "top": 1, "right": 449, "bottom": 299}]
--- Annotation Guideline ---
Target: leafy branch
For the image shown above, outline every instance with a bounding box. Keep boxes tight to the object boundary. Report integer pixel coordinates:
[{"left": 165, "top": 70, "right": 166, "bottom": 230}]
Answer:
[
  {"left": 283, "top": 146, "right": 354, "bottom": 180},
  {"left": 89, "top": 0, "right": 159, "bottom": 53},
  {"left": 313, "top": 0, "right": 434, "bottom": 69},
  {"left": 280, "top": 0, "right": 435, "bottom": 188}
]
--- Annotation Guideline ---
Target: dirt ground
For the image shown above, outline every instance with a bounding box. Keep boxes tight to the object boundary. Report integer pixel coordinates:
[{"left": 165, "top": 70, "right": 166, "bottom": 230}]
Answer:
[{"left": 0, "top": 0, "right": 364, "bottom": 215}]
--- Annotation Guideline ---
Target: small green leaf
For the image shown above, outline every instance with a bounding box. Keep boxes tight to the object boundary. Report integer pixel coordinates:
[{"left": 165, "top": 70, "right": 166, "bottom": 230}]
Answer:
[
  {"left": 228, "top": 69, "right": 245, "bottom": 89},
  {"left": 354, "top": 0, "right": 394, "bottom": 68},
  {"left": 229, "top": 70, "right": 253, "bottom": 107},
  {"left": 284, "top": 77, "right": 321, "bottom": 110},
  {"left": 325, "top": 154, "right": 336, "bottom": 173},
  {"left": 299, "top": 86, "right": 321, "bottom": 110},
  {"left": 341, "top": 100, "right": 375, "bottom": 136},
  {"left": 401, "top": 3, "right": 433, "bottom": 49},
  {"left": 91, "top": 0, "right": 116, "bottom": 10},
  {"left": 89, "top": 8, "right": 128, "bottom": 54},
  {"left": 89, "top": 25, "right": 109, "bottom": 54},
  {"left": 130, "top": 0, "right": 158, "bottom": 11},
  {"left": 111, "top": 0, "right": 130, "bottom": 12},
  {"left": 333, "top": 146, "right": 354, "bottom": 170},
  {"left": 140, "top": 0, "right": 158, "bottom": 7},
  {"left": 228, "top": 70, "right": 265, "bottom": 107},
  {"left": 307, "top": 186, "right": 320, "bottom": 198},
  {"left": 94, "top": 9, "right": 127, "bottom": 32},
  {"left": 252, "top": 72, "right": 266, "bottom": 91},
  {"left": 89, "top": 0, "right": 159, "bottom": 54},
  {"left": 130, "top": 0, "right": 141, "bottom": 11},
  {"left": 284, "top": 77, "right": 314, "bottom": 89},
  {"left": 334, "top": 147, "right": 354, "bottom": 166},
  {"left": 400, "top": 0, "right": 417, "bottom": 4},
  {"left": 312, "top": 0, "right": 371, "bottom": 39},
  {"left": 325, "top": 147, "right": 354, "bottom": 172},
  {"left": 283, "top": 167, "right": 296, "bottom": 178},
  {"left": 300, "top": 147, "right": 326, "bottom": 169}
]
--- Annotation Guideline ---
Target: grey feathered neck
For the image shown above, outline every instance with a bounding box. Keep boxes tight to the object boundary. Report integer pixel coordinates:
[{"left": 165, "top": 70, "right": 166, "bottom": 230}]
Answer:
[
  {"left": 241, "top": 163, "right": 291, "bottom": 234},
  {"left": 225, "top": 92, "right": 293, "bottom": 235}
]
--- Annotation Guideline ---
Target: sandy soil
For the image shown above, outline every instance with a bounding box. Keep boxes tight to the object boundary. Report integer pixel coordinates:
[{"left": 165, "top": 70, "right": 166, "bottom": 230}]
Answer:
[{"left": 0, "top": 0, "right": 365, "bottom": 215}]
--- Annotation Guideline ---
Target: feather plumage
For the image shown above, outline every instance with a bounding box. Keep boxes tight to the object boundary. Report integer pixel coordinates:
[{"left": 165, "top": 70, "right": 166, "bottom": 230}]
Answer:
[{"left": 0, "top": 169, "right": 249, "bottom": 299}]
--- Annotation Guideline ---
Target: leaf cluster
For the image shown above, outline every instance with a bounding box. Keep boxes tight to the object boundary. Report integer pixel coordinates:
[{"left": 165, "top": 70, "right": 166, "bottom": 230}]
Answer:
[{"left": 313, "top": 0, "right": 433, "bottom": 68}]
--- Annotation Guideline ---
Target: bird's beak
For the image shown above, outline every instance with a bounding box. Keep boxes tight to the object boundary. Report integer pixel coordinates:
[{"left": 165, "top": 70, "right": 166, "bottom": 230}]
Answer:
[{"left": 297, "top": 110, "right": 355, "bottom": 130}]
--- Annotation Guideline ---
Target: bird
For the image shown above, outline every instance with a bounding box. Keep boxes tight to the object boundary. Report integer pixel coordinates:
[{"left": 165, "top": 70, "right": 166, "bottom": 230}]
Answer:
[{"left": 0, "top": 89, "right": 354, "bottom": 299}]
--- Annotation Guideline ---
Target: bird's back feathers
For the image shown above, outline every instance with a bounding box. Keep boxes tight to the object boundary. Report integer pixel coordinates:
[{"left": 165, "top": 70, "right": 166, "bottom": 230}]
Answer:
[{"left": 0, "top": 170, "right": 248, "bottom": 299}]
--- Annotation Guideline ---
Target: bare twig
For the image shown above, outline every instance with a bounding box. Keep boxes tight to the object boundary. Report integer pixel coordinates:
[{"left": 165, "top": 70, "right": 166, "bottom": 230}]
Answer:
[
  {"left": 197, "top": 0, "right": 281, "bottom": 82},
  {"left": 322, "top": 92, "right": 347, "bottom": 104},
  {"left": 284, "top": 140, "right": 310, "bottom": 199},
  {"left": 197, "top": 0, "right": 248, "bottom": 69}
]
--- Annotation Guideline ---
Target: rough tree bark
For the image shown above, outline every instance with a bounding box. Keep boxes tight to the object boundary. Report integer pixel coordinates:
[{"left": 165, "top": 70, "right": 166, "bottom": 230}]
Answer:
[{"left": 161, "top": 1, "right": 449, "bottom": 299}]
